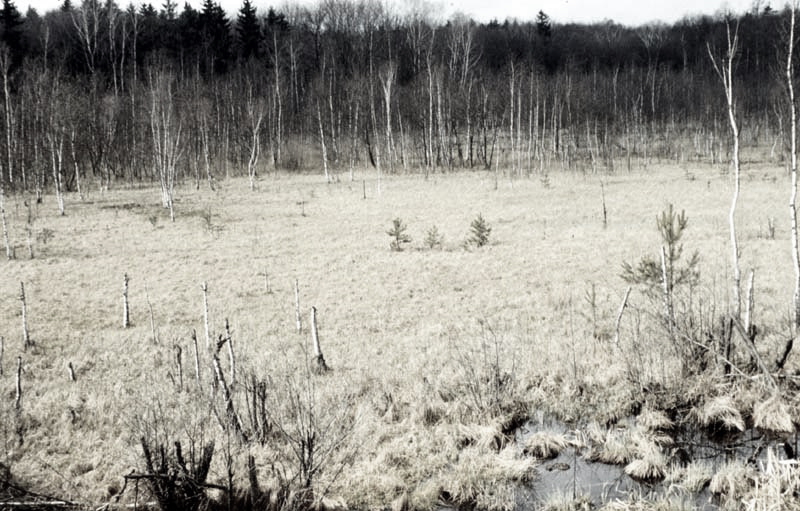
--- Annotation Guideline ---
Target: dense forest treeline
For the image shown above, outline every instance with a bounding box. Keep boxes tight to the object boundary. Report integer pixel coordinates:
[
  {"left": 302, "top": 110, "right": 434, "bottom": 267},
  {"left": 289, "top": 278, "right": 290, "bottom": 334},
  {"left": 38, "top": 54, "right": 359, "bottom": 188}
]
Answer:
[{"left": 0, "top": 0, "right": 794, "bottom": 193}]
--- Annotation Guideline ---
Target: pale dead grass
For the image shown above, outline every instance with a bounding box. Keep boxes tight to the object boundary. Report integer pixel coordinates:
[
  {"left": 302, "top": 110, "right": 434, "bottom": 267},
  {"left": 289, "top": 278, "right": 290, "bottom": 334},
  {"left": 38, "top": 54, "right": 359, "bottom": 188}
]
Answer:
[
  {"left": 691, "top": 395, "right": 746, "bottom": 433},
  {"left": 709, "top": 460, "right": 757, "bottom": 498},
  {"left": 664, "top": 461, "right": 713, "bottom": 493},
  {"left": 522, "top": 431, "right": 570, "bottom": 459},
  {"left": 753, "top": 395, "right": 795, "bottom": 434},
  {"left": 0, "top": 166, "right": 796, "bottom": 507}
]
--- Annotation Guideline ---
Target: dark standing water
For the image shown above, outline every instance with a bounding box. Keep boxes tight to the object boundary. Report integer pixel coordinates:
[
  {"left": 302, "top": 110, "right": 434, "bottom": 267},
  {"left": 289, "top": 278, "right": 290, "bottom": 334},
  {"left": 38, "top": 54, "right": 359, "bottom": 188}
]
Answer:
[{"left": 518, "top": 411, "right": 797, "bottom": 509}]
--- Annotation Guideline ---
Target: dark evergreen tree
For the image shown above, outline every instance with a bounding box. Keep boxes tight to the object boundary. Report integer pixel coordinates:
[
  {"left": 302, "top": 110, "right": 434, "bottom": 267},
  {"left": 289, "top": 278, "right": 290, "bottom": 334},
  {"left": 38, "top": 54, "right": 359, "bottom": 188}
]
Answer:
[
  {"left": 265, "top": 6, "right": 288, "bottom": 32},
  {"left": 0, "top": 0, "right": 23, "bottom": 66},
  {"left": 199, "top": 0, "right": 230, "bottom": 73},
  {"left": 236, "top": 0, "right": 261, "bottom": 60}
]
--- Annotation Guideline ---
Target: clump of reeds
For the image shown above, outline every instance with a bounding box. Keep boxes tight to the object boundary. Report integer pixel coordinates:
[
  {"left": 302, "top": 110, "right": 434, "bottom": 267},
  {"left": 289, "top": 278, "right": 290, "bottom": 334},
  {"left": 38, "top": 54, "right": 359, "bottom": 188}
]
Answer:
[
  {"left": 709, "top": 460, "right": 756, "bottom": 499},
  {"left": 664, "top": 461, "right": 713, "bottom": 493},
  {"left": 540, "top": 492, "right": 593, "bottom": 511},
  {"left": 624, "top": 440, "right": 667, "bottom": 482},
  {"left": 522, "top": 431, "right": 570, "bottom": 459},
  {"left": 584, "top": 424, "right": 633, "bottom": 465},
  {"left": 457, "top": 423, "right": 508, "bottom": 451},
  {"left": 638, "top": 406, "right": 674, "bottom": 432},
  {"left": 753, "top": 396, "right": 795, "bottom": 434},
  {"left": 692, "top": 395, "right": 745, "bottom": 433},
  {"left": 437, "top": 446, "right": 535, "bottom": 511}
]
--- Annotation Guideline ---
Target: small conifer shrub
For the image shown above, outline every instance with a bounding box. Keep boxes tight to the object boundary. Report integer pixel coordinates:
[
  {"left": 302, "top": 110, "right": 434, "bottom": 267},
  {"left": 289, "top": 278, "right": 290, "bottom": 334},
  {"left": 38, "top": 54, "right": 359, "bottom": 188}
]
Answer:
[
  {"left": 387, "top": 218, "right": 411, "bottom": 251},
  {"left": 468, "top": 214, "right": 491, "bottom": 248}
]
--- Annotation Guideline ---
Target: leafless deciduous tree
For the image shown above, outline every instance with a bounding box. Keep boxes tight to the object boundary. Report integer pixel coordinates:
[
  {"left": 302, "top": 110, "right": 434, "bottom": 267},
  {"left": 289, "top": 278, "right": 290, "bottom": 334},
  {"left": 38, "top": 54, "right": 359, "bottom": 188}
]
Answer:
[
  {"left": 788, "top": 3, "right": 800, "bottom": 329},
  {"left": 708, "top": 19, "right": 742, "bottom": 319},
  {"left": 245, "top": 83, "right": 264, "bottom": 191},
  {"left": 149, "top": 69, "right": 182, "bottom": 222}
]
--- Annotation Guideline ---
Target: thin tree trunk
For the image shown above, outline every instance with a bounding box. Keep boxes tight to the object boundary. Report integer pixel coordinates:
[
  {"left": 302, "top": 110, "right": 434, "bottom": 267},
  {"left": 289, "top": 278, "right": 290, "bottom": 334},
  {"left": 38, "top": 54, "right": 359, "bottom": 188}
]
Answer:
[
  {"left": 317, "top": 99, "right": 330, "bottom": 184},
  {"left": 708, "top": 24, "right": 742, "bottom": 319},
  {"left": 788, "top": 3, "right": 800, "bottom": 329},
  {"left": 0, "top": 182, "right": 11, "bottom": 259}
]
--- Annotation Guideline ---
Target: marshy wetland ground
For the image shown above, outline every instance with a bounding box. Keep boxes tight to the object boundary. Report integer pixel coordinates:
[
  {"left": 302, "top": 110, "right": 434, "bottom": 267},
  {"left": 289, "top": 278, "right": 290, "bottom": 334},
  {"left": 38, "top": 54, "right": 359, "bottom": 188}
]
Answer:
[{"left": 2, "top": 163, "right": 800, "bottom": 510}]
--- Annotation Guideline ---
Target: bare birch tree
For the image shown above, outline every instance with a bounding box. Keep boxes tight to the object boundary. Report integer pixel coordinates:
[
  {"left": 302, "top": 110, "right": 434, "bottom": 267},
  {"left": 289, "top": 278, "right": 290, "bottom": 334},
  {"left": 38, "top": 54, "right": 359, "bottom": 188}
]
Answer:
[
  {"left": 0, "top": 179, "right": 10, "bottom": 259},
  {"left": 1, "top": 47, "right": 14, "bottom": 187},
  {"left": 149, "top": 69, "right": 182, "bottom": 222},
  {"left": 245, "top": 83, "right": 265, "bottom": 191},
  {"left": 708, "top": 19, "right": 742, "bottom": 319},
  {"left": 788, "top": 3, "right": 800, "bottom": 330}
]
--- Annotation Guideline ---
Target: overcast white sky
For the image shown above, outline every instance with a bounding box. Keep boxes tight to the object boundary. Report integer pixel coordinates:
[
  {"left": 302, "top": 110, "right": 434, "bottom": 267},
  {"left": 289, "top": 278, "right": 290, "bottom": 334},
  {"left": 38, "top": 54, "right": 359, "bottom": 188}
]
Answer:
[{"left": 22, "top": 0, "right": 762, "bottom": 27}]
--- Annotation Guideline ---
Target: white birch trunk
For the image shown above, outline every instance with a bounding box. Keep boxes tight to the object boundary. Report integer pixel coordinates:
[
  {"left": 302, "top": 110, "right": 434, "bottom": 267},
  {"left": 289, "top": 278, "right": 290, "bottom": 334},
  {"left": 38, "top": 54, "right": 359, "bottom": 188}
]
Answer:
[
  {"left": 788, "top": 3, "right": 800, "bottom": 329},
  {"left": 0, "top": 182, "right": 10, "bottom": 260}
]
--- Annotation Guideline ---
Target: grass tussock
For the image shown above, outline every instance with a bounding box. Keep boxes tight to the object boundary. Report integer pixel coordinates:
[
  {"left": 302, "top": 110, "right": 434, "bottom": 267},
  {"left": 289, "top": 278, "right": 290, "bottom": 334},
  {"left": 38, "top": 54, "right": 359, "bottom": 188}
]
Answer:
[
  {"left": 522, "top": 431, "right": 570, "bottom": 459},
  {"left": 584, "top": 424, "right": 633, "bottom": 465},
  {"left": 637, "top": 406, "right": 674, "bottom": 432},
  {"left": 709, "top": 460, "right": 757, "bottom": 498},
  {"left": 623, "top": 439, "right": 667, "bottom": 482},
  {"left": 540, "top": 492, "right": 593, "bottom": 511},
  {"left": 457, "top": 423, "right": 508, "bottom": 451},
  {"left": 753, "top": 396, "right": 795, "bottom": 434},
  {"left": 664, "top": 461, "right": 713, "bottom": 493},
  {"left": 436, "top": 446, "right": 536, "bottom": 511},
  {"left": 692, "top": 395, "right": 746, "bottom": 433}
]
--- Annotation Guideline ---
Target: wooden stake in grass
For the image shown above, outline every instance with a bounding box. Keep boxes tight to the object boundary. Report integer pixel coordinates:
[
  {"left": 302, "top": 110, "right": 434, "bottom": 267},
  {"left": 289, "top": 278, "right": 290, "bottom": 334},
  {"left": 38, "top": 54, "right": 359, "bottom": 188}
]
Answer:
[
  {"left": 225, "top": 319, "right": 235, "bottom": 385},
  {"left": 294, "top": 278, "right": 302, "bottom": 334},
  {"left": 202, "top": 281, "right": 211, "bottom": 350},
  {"left": 123, "top": 273, "right": 131, "bottom": 329},
  {"left": 20, "top": 282, "right": 30, "bottom": 350},
  {"left": 145, "top": 283, "right": 157, "bottom": 344},
  {"left": 174, "top": 344, "right": 183, "bottom": 392},
  {"left": 744, "top": 269, "right": 755, "bottom": 340},
  {"left": 212, "top": 340, "right": 247, "bottom": 441},
  {"left": 310, "top": 306, "right": 329, "bottom": 373},
  {"left": 614, "top": 286, "right": 632, "bottom": 346},
  {"left": 14, "top": 356, "right": 22, "bottom": 410},
  {"left": 600, "top": 181, "right": 608, "bottom": 228},
  {"left": 192, "top": 329, "right": 201, "bottom": 384}
]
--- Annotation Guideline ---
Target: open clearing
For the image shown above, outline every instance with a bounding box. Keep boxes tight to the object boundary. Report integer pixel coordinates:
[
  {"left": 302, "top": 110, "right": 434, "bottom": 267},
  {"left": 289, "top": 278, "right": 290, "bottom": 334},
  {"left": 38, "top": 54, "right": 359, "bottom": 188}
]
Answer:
[{"left": 1, "top": 164, "right": 796, "bottom": 509}]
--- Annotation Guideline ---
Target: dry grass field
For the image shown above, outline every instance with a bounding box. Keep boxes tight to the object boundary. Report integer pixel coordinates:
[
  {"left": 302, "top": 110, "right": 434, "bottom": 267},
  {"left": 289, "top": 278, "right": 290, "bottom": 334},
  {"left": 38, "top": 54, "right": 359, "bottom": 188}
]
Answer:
[{"left": 1, "top": 163, "right": 799, "bottom": 510}]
